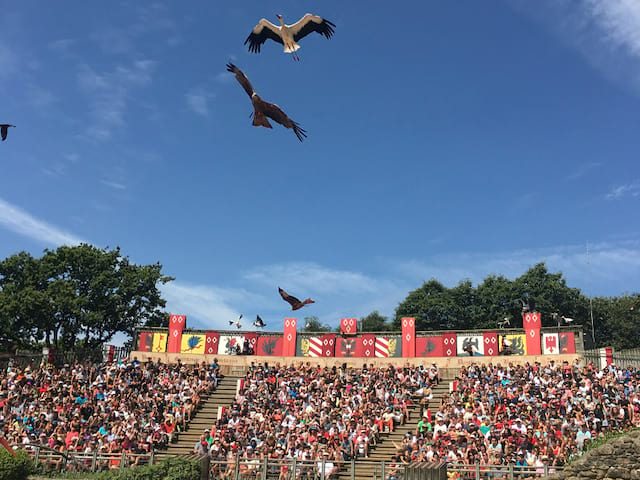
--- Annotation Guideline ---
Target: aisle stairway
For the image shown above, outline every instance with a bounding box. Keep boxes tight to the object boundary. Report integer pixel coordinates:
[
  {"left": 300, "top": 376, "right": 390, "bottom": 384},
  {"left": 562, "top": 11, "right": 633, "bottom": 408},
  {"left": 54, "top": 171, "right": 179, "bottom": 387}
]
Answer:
[
  {"left": 162, "top": 374, "right": 244, "bottom": 456},
  {"left": 338, "top": 375, "right": 455, "bottom": 480}
]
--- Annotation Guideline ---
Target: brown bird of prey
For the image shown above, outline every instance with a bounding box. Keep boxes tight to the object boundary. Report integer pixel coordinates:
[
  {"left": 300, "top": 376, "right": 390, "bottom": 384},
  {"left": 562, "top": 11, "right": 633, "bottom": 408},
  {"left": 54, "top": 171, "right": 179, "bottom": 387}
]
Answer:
[
  {"left": 1, "top": 124, "right": 16, "bottom": 141},
  {"left": 278, "top": 287, "right": 315, "bottom": 311},
  {"left": 226, "top": 63, "right": 307, "bottom": 142},
  {"left": 245, "top": 13, "right": 336, "bottom": 61}
]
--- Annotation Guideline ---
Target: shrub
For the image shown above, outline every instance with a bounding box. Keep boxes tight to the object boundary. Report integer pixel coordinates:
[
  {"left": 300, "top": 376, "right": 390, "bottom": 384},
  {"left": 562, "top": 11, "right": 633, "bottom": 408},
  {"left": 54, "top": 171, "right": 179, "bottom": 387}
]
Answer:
[{"left": 0, "top": 449, "right": 35, "bottom": 480}]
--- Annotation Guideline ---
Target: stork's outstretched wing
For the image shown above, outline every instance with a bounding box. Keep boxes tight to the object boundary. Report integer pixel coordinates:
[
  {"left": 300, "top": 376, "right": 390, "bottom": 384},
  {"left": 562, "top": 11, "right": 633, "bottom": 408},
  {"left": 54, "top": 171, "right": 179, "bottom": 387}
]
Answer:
[
  {"left": 262, "top": 101, "right": 307, "bottom": 142},
  {"left": 290, "top": 14, "right": 336, "bottom": 42},
  {"left": 226, "top": 63, "right": 255, "bottom": 98},
  {"left": 245, "top": 19, "right": 284, "bottom": 53}
]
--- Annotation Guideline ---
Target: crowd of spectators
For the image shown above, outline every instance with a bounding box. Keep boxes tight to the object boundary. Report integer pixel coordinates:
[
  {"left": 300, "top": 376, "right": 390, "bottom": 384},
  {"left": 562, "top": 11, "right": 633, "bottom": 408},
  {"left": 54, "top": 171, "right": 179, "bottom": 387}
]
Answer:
[
  {"left": 0, "top": 358, "right": 218, "bottom": 470},
  {"left": 195, "top": 362, "right": 440, "bottom": 479},
  {"left": 394, "top": 360, "right": 640, "bottom": 475}
]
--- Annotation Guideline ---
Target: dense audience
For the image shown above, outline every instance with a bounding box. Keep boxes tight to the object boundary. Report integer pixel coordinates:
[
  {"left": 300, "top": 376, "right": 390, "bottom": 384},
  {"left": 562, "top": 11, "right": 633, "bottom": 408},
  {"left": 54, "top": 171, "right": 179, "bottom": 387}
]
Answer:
[
  {"left": 4, "top": 353, "right": 640, "bottom": 478},
  {"left": 0, "top": 358, "right": 218, "bottom": 469},
  {"left": 398, "top": 360, "right": 640, "bottom": 474},
  {"left": 198, "top": 362, "right": 440, "bottom": 479}
]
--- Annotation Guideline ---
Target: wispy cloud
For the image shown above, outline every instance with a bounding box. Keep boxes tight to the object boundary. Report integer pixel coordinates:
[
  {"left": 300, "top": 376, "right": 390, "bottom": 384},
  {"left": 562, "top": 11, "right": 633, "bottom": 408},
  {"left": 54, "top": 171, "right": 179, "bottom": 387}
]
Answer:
[
  {"left": 101, "top": 180, "right": 127, "bottom": 190},
  {"left": 77, "top": 60, "right": 156, "bottom": 140},
  {"left": 27, "top": 83, "right": 57, "bottom": 110},
  {"left": 185, "top": 87, "right": 215, "bottom": 117},
  {"left": 509, "top": 0, "right": 640, "bottom": 95},
  {"left": 568, "top": 161, "right": 603, "bottom": 180},
  {"left": 0, "top": 197, "right": 84, "bottom": 246},
  {"left": 605, "top": 180, "right": 640, "bottom": 200},
  {"left": 48, "top": 38, "right": 76, "bottom": 57}
]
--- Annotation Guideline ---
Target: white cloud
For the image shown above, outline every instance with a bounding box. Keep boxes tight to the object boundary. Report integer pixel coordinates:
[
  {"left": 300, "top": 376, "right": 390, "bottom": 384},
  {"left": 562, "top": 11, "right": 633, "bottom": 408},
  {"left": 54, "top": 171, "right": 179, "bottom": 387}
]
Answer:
[
  {"left": 0, "top": 197, "right": 84, "bottom": 246},
  {"left": 77, "top": 60, "right": 156, "bottom": 140},
  {"left": 509, "top": 0, "right": 640, "bottom": 94},
  {"left": 185, "top": 87, "right": 215, "bottom": 117},
  {"left": 568, "top": 162, "right": 603, "bottom": 180},
  {"left": 606, "top": 181, "right": 640, "bottom": 200}
]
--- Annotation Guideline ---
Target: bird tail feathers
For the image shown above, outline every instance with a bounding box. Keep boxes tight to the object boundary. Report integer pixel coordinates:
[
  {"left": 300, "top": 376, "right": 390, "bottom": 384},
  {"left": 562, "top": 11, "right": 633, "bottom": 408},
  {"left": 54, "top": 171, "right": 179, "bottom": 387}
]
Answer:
[
  {"left": 284, "top": 43, "right": 301, "bottom": 53},
  {"left": 252, "top": 110, "right": 272, "bottom": 129}
]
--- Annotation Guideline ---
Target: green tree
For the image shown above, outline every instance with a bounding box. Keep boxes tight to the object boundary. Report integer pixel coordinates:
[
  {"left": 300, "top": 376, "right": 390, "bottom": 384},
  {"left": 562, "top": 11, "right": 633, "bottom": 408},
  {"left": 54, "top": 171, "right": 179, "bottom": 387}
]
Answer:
[
  {"left": 360, "top": 311, "right": 393, "bottom": 332},
  {"left": 394, "top": 279, "right": 453, "bottom": 330},
  {"left": 301, "top": 316, "right": 331, "bottom": 332},
  {"left": 0, "top": 244, "right": 173, "bottom": 352}
]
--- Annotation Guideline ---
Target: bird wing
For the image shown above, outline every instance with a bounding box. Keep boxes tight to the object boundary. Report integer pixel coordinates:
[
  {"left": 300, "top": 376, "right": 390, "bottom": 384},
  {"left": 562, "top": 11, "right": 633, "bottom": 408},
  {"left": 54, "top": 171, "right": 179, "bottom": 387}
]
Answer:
[
  {"left": 261, "top": 101, "right": 307, "bottom": 142},
  {"left": 290, "top": 14, "right": 336, "bottom": 42},
  {"left": 279, "top": 287, "right": 301, "bottom": 307},
  {"left": 0, "top": 126, "right": 7, "bottom": 141},
  {"left": 226, "top": 63, "right": 255, "bottom": 98},
  {"left": 245, "top": 19, "right": 283, "bottom": 53}
]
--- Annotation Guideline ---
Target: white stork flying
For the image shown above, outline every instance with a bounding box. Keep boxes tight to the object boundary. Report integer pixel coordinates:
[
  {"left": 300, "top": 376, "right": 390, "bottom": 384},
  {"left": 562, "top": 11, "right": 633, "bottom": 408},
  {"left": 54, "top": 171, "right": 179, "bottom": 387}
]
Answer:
[{"left": 245, "top": 14, "right": 336, "bottom": 61}]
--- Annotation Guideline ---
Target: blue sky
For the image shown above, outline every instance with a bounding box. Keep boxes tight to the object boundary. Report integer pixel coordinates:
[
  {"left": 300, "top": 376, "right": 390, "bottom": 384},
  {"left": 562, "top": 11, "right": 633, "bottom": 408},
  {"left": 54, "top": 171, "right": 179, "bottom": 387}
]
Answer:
[{"left": 1, "top": 1, "right": 639, "bottom": 333}]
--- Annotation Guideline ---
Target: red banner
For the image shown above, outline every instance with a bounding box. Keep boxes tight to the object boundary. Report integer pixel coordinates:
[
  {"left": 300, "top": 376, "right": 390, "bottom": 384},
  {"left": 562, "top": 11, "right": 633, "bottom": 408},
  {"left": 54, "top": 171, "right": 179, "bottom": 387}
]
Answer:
[
  {"left": 321, "top": 333, "right": 336, "bottom": 357},
  {"left": 257, "top": 336, "right": 283, "bottom": 356},
  {"left": 401, "top": 317, "right": 416, "bottom": 357},
  {"left": 361, "top": 334, "right": 376, "bottom": 357},
  {"left": 559, "top": 332, "right": 576, "bottom": 354},
  {"left": 442, "top": 333, "right": 457, "bottom": 357},
  {"left": 335, "top": 337, "right": 360, "bottom": 357},
  {"left": 416, "top": 336, "right": 443, "bottom": 357},
  {"left": 169, "top": 314, "right": 187, "bottom": 331},
  {"left": 244, "top": 332, "right": 258, "bottom": 355},
  {"left": 525, "top": 328, "right": 541, "bottom": 355},
  {"left": 340, "top": 318, "right": 357, "bottom": 335},
  {"left": 483, "top": 331, "right": 499, "bottom": 356},
  {"left": 522, "top": 312, "right": 541, "bottom": 330},
  {"left": 283, "top": 318, "right": 297, "bottom": 356},
  {"left": 205, "top": 332, "right": 219, "bottom": 354},
  {"left": 138, "top": 332, "right": 153, "bottom": 352}
]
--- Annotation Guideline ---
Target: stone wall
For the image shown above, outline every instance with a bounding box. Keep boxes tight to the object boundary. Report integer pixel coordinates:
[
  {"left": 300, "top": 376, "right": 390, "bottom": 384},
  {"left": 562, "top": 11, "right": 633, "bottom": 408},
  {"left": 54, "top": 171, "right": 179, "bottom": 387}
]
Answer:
[{"left": 546, "top": 430, "right": 640, "bottom": 480}]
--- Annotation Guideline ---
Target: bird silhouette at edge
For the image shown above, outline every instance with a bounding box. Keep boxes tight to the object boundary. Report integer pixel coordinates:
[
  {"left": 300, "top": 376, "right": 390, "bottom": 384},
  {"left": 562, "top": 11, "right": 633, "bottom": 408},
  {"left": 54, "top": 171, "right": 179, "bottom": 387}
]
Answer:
[
  {"left": 278, "top": 287, "right": 315, "bottom": 311},
  {"left": 1, "top": 124, "right": 15, "bottom": 141},
  {"left": 253, "top": 315, "right": 266, "bottom": 328},
  {"left": 228, "top": 314, "right": 243, "bottom": 329}
]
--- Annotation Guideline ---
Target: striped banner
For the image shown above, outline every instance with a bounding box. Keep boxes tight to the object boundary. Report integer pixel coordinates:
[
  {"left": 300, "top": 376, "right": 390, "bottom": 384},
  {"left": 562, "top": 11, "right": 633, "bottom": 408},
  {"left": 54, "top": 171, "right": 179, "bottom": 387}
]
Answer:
[
  {"left": 308, "top": 337, "right": 323, "bottom": 357},
  {"left": 375, "top": 337, "right": 390, "bottom": 357}
]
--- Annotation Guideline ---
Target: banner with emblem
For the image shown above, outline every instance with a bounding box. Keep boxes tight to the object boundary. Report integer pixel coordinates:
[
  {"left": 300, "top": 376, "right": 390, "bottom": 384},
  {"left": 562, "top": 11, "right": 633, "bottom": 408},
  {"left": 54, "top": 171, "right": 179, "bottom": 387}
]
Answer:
[
  {"left": 335, "top": 337, "right": 360, "bottom": 357},
  {"left": 257, "top": 336, "right": 282, "bottom": 356},
  {"left": 283, "top": 318, "right": 297, "bottom": 357},
  {"left": 152, "top": 332, "right": 167, "bottom": 353},
  {"left": 442, "top": 333, "right": 457, "bottom": 357},
  {"left": 138, "top": 332, "right": 153, "bottom": 352},
  {"left": 401, "top": 317, "right": 416, "bottom": 357},
  {"left": 180, "top": 333, "right": 206, "bottom": 354},
  {"left": 559, "top": 332, "right": 576, "bottom": 354},
  {"left": 457, "top": 334, "right": 484, "bottom": 356},
  {"left": 244, "top": 332, "right": 258, "bottom": 355},
  {"left": 525, "top": 328, "right": 541, "bottom": 355},
  {"left": 340, "top": 318, "right": 357, "bottom": 336},
  {"left": 321, "top": 333, "right": 336, "bottom": 357},
  {"left": 499, "top": 334, "right": 527, "bottom": 355},
  {"left": 416, "top": 336, "right": 443, "bottom": 357},
  {"left": 542, "top": 333, "right": 559, "bottom": 355},
  {"left": 205, "top": 332, "right": 219, "bottom": 355},
  {"left": 218, "top": 334, "right": 244, "bottom": 355},
  {"left": 483, "top": 332, "right": 498, "bottom": 356}
]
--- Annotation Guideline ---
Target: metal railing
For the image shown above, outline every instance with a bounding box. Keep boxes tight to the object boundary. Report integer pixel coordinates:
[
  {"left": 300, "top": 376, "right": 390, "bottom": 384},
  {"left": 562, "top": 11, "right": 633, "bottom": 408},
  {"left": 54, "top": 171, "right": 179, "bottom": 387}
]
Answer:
[{"left": 447, "top": 463, "right": 562, "bottom": 479}]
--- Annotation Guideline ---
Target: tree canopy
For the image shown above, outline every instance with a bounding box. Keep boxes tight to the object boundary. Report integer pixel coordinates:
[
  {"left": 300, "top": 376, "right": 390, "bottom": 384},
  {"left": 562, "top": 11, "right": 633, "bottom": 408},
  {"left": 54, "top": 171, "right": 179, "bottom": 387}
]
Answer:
[
  {"left": 0, "top": 244, "right": 173, "bottom": 352},
  {"left": 394, "top": 262, "right": 638, "bottom": 350}
]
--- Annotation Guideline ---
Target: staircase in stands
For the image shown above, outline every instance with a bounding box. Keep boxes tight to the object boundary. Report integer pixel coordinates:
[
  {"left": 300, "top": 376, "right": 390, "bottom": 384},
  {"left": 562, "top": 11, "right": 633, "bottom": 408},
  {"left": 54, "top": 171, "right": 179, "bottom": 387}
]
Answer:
[
  {"left": 338, "top": 375, "right": 455, "bottom": 480},
  {"left": 162, "top": 374, "right": 244, "bottom": 456}
]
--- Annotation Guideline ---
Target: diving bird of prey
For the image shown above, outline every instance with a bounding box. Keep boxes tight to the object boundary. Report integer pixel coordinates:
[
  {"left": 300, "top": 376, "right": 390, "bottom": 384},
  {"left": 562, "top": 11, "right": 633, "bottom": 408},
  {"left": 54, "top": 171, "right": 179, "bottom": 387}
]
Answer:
[
  {"left": 278, "top": 287, "right": 315, "bottom": 311},
  {"left": 245, "top": 13, "right": 336, "bottom": 61},
  {"left": 229, "top": 314, "right": 243, "bottom": 329},
  {"left": 1, "top": 124, "right": 15, "bottom": 141},
  {"left": 226, "top": 63, "right": 307, "bottom": 142},
  {"left": 253, "top": 315, "right": 266, "bottom": 328}
]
